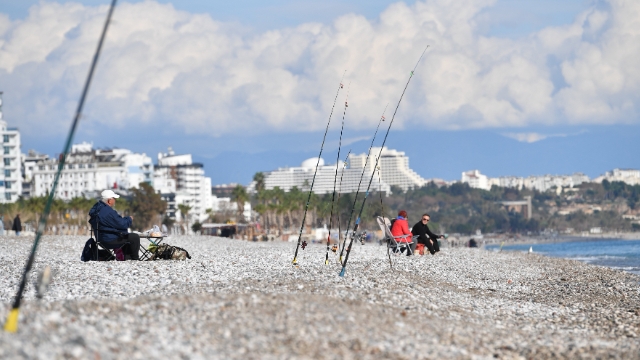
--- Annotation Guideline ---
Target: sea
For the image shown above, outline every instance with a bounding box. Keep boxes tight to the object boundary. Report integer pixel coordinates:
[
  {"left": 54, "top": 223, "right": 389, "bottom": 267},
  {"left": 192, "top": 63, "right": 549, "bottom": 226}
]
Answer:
[{"left": 486, "top": 238, "right": 640, "bottom": 276}]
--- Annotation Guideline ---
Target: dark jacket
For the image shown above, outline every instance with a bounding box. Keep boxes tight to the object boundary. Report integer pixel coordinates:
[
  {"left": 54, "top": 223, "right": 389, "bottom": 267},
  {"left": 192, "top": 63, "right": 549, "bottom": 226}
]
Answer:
[
  {"left": 411, "top": 221, "right": 441, "bottom": 246},
  {"left": 12, "top": 216, "right": 22, "bottom": 232},
  {"left": 88, "top": 201, "right": 132, "bottom": 242}
]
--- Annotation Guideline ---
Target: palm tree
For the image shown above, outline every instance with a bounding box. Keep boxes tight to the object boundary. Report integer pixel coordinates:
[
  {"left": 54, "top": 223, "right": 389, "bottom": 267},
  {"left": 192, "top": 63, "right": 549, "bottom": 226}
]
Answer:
[
  {"left": 177, "top": 203, "right": 192, "bottom": 235},
  {"left": 253, "top": 172, "right": 265, "bottom": 193},
  {"left": 231, "top": 185, "right": 248, "bottom": 223}
]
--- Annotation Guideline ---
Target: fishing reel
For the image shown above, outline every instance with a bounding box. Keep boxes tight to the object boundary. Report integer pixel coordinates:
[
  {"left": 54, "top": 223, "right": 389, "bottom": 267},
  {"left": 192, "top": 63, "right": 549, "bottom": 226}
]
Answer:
[
  {"left": 356, "top": 230, "right": 367, "bottom": 245},
  {"left": 331, "top": 244, "right": 338, "bottom": 253}
]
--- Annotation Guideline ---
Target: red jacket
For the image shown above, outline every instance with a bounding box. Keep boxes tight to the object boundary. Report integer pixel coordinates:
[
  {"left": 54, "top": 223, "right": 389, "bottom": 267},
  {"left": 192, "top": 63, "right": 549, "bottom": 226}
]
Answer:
[{"left": 390, "top": 217, "right": 412, "bottom": 243}]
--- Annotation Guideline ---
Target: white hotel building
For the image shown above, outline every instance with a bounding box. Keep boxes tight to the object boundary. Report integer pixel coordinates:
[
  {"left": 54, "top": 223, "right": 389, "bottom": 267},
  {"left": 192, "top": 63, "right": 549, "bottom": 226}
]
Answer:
[
  {"left": 461, "top": 170, "right": 590, "bottom": 192},
  {"left": 0, "top": 92, "right": 23, "bottom": 203},
  {"left": 252, "top": 147, "right": 427, "bottom": 194}
]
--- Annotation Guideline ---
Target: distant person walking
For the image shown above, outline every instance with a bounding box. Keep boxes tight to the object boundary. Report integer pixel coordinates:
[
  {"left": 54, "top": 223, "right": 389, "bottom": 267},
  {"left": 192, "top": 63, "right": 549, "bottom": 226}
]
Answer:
[
  {"left": 12, "top": 214, "right": 22, "bottom": 236},
  {"left": 412, "top": 213, "right": 444, "bottom": 255}
]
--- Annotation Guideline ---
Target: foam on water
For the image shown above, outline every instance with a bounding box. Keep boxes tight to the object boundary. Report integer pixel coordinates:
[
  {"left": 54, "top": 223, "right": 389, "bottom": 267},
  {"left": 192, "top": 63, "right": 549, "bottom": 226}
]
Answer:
[{"left": 487, "top": 238, "right": 640, "bottom": 275}]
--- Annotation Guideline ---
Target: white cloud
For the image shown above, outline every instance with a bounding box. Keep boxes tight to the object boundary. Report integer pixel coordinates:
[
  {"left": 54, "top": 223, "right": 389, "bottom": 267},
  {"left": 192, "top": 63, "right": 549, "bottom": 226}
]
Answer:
[
  {"left": 502, "top": 132, "right": 549, "bottom": 143},
  {"left": 1, "top": 0, "right": 639, "bottom": 139},
  {"left": 502, "top": 129, "right": 587, "bottom": 143}
]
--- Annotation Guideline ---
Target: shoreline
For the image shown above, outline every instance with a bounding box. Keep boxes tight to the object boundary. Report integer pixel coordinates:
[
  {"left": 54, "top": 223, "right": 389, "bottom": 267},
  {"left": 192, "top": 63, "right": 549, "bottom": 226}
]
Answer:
[{"left": 1, "top": 235, "right": 639, "bottom": 358}]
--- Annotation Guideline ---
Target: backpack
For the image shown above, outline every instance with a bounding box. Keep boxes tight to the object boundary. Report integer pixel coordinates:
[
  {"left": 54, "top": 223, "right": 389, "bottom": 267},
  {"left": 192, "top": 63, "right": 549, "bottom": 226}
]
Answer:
[
  {"left": 81, "top": 238, "right": 113, "bottom": 261},
  {"left": 149, "top": 244, "right": 191, "bottom": 260}
]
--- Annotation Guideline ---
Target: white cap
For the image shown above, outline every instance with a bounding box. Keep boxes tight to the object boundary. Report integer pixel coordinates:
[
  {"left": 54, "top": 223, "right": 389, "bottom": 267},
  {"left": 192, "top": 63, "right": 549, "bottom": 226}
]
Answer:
[{"left": 101, "top": 189, "right": 120, "bottom": 199}]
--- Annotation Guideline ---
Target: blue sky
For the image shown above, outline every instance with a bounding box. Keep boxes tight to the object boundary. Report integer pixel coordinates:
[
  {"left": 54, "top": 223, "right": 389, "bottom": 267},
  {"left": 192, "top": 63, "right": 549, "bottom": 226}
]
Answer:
[{"left": 2, "top": 0, "right": 639, "bottom": 185}]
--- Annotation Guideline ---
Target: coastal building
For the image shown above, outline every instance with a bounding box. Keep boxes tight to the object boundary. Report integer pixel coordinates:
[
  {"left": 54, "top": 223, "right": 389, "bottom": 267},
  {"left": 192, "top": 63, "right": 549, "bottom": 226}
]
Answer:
[
  {"left": 348, "top": 147, "right": 427, "bottom": 191},
  {"left": 153, "top": 147, "right": 212, "bottom": 223},
  {"left": 250, "top": 157, "right": 390, "bottom": 195},
  {"left": 0, "top": 92, "right": 23, "bottom": 203},
  {"left": 463, "top": 170, "right": 590, "bottom": 192},
  {"left": 593, "top": 169, "right": 640, "bottom": 186},
  {"left": 28, "top": 142, "right": 153, "bottom": 200},
  {"left": 462, "top": 170, "right": 490, "bottom": 191}
]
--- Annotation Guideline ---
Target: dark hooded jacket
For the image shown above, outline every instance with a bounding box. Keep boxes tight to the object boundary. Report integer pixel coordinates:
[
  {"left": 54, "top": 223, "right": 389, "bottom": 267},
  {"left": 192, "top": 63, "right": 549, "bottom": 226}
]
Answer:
[
  {"left": 88, "top": 201, "right": 132, "bottom": 242},
  {"left": 411, "top": 220, "right": 441, "bottom": 246},
  {"left": 12, "top": 215, "right": 22, "bottom": 232}
]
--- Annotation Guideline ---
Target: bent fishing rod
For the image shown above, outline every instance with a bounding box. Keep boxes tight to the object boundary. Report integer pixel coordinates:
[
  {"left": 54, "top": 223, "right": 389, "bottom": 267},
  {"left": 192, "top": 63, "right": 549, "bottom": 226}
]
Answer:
[
  {"left": 324, "top": 85, "right": 350, "bottom": 265},
  {"left": 4, "top": 0, "right": 118, "bottom": 333},
  {"left": 338, "top": 105, "right": 387, "bottom": 264},
  {"left": 292, "top": 71, "right": 346, "bottom": 265},
  {"left": 340, "top": 45, "right": 429, "bottom": 277}
]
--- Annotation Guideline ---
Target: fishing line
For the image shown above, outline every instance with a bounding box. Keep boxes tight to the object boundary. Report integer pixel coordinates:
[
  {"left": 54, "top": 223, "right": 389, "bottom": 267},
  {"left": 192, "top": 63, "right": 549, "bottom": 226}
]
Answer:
[
  {"left": 325, "top": 83, "right": 350, "bottom": 265},
  {"left": 376, "top": 165, "right": 393, "bottom": 268},
  {"left": 332, "top": 150, "right": 350, "bottom": 263},
  {"left": 340, "top": 45, "right": 430, "bottom": 277},
  {"left": 292, "top": 71, "right": 346, "bottom": 265},
  {"left": 338, "top": 105, "right": 388, "bottom": 264},
  {"left": 3, "top": 0, "right": 118, "bottom": 333}
]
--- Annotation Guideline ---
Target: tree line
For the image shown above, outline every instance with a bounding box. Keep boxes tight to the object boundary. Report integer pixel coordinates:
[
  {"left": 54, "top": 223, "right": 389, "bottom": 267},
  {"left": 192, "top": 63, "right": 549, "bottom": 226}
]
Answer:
[
  {"left": 239, "top": 173, "right": 640, "bottom": 235},
  {"left": 1, "top": 183, "right": 166, "bottom": 234}
]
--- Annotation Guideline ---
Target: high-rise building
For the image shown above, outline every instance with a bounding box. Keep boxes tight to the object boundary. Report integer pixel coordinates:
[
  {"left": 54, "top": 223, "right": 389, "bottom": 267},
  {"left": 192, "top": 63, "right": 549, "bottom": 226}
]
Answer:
[
  {"left": 349, "top": 147, "right": 427, "bottom": 191},
  {"left": 154, "top": 147, "right": 212, "bottom": 223},
  {"left": 250, "top": 156, "right": 390, "bottom": 195},
  {"left": 0, "top": 92, "right": 23, "bottom": 203}
]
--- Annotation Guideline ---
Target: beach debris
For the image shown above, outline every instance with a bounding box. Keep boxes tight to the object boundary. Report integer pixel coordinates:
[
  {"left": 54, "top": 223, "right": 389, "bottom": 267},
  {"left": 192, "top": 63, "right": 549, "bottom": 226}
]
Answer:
[
  {"left": 35, "top": 265, "right": 52, "bottom": 299},
  {"left": 507, "top": 279, "right": 513, "bottom": 285}
]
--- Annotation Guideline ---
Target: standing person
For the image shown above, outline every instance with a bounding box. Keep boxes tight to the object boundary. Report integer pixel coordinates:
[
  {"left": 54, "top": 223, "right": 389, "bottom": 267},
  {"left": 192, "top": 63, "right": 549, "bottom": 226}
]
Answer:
[
  {"left": 0, "top": 214, "right": 4, "bottom": 235},
  {"left": 390, "top": 210, "right": 416, "bottom": 256},
  {"left": 12, "top": 214, "right": 22, "bottom": 236},
  {"left": 88, "top": 190, "right": 140, "bottom": 260},
  {"left": 412, "top": 213, "right": 444, "bottom": 255}
]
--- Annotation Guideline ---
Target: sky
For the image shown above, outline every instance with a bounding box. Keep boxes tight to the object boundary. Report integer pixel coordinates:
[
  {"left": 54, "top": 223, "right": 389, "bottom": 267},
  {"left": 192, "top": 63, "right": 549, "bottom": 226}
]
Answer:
[{"left": 1, "top": 0, "right": 639, "bottom": 185}]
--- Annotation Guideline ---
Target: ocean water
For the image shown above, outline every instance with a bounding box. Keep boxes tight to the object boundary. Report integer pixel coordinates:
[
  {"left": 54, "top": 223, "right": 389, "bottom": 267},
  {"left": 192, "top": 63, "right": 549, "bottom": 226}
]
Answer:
[{"left": 486, "top": 238, "right": 640, "bottom": 276}]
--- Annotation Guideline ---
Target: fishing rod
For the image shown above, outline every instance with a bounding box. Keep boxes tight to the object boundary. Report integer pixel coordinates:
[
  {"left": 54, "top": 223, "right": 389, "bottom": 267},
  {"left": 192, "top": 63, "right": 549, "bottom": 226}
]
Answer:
[
  {"left": 292, "top": 71, "right": 346, "bottom": 265},
  {"left": 331, "top": 150, "right": 350, "bottom": 263},
  {"left": 338, "top": 105, "right": 388, "bottom": 264},
  {"left": 3, "top": 0, "right": 118, "bottom": 333},
  {"left": 340, "top": 45, "right": 430, "bottom": 277},
  {"left": 324, "top": 85, "right": 350, "bottom": 265},
  {"left": 376, "top": 165, "right": 393, "bottom": 268}
]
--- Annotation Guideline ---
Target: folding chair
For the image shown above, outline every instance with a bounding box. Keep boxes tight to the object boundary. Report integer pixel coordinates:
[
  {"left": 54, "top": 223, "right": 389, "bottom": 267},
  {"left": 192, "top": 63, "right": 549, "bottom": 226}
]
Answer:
[
  {"left": 376, "top": 216, "right": 417, "bottom": 264},
  {"left": 91, "top": 217, "right": 130, "bottom": 261}
]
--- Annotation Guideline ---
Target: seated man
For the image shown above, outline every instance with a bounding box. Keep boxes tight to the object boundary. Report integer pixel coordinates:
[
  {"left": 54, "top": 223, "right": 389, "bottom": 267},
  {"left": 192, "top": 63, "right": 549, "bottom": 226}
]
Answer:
[
  {"left": 412, "top": 213, "right": 444, "bottom": 255},
  {"left": 390, "top": 210, "right": 416, "bottom": 256},
  {"left": 88, "top": 189, "right": 140, "bottom": 260}
]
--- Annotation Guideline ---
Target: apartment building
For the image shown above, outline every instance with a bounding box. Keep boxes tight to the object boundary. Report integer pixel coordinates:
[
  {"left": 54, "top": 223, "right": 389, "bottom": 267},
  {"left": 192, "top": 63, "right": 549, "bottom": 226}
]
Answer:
[
  {"left": 154, "top": 147, "right": 212, "bottom": 223},
  {"left": 0, "top": 92, "right": 22, "bottom": 203},
  {"left": 29, "top": 142, "right": 153, "bottom": 200}
]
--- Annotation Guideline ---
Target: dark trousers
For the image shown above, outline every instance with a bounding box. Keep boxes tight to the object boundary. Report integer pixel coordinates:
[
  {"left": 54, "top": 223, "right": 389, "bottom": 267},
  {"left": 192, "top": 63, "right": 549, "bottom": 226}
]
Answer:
[
  {"left": 122, "top": 233, "right": 140, "bottom": 260},
  {"left": 423, "top": 238, "right": 440, "bottom": 254},
  {"left": 102, "top": 233, "right": 140, "bottom": 260}
]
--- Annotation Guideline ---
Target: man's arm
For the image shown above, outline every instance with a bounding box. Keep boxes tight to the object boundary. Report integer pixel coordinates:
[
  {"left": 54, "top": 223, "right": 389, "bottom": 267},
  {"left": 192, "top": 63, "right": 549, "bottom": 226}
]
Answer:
[
  {"left": 101, "top": 207, "right": 132, "bottom": 231},
  {"left": 425, "top": 225, "right": 442, "bottom": 240}
]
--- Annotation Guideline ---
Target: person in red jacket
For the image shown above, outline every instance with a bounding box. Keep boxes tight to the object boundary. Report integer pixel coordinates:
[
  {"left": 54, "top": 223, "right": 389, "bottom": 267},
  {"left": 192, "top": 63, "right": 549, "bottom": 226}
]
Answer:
[{"left": 390, "top": 210, "right": 416, "bottom": 256}]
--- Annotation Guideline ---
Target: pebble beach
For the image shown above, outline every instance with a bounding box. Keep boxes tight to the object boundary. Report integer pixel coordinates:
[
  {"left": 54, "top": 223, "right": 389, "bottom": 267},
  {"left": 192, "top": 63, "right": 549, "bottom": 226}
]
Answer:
[{"left": 0, "top": 235, "right": 639, "bottom": 359}]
